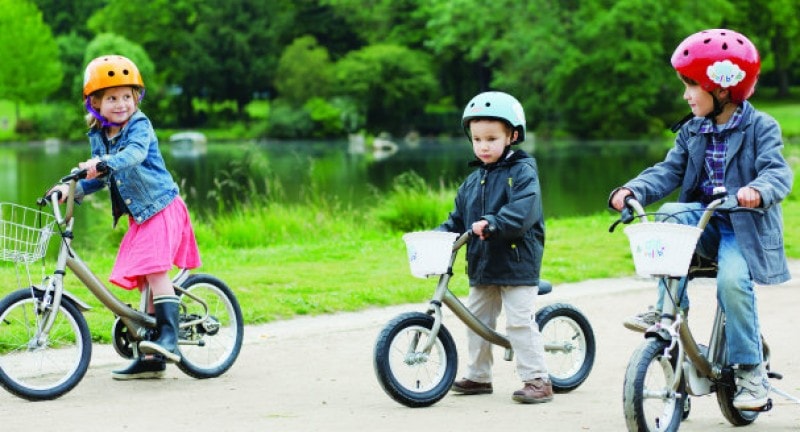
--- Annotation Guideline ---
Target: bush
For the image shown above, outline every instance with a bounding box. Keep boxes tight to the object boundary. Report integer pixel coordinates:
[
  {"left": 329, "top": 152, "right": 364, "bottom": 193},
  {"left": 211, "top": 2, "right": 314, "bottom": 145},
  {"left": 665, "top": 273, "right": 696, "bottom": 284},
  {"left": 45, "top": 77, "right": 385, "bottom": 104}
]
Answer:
[{"left": 372, "top": 172, "right": 455, "bottom": 232}]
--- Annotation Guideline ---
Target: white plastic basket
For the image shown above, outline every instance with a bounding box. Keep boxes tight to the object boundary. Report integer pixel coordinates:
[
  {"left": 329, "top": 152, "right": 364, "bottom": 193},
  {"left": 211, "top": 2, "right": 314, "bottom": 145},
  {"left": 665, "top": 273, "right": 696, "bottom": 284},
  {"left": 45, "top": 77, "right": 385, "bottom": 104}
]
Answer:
[
  {"left": 623, "top": 222, "right": 702, "bottom": 278},
  {"left": 402, "top": 231, "right": 459, "bottom": 278},
  {"left": 0, "top": 203, "right": 56, "bottom": 264}
]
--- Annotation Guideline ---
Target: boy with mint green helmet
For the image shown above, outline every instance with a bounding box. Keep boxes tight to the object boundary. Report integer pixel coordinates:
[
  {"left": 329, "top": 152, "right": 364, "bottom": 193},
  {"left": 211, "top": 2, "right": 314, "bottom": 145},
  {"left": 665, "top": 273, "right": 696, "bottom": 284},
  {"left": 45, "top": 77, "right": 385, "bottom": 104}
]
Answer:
[{"left": 440, "top": 90, "right": 551, "bottom": 403}]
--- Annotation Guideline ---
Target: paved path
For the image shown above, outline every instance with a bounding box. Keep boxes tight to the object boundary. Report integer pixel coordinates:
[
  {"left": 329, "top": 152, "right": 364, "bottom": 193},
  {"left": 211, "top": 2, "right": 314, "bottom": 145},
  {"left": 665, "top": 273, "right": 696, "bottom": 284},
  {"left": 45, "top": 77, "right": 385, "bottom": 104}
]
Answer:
[{"left": 2, "top": 264, "right": 799, "bottom": 431}]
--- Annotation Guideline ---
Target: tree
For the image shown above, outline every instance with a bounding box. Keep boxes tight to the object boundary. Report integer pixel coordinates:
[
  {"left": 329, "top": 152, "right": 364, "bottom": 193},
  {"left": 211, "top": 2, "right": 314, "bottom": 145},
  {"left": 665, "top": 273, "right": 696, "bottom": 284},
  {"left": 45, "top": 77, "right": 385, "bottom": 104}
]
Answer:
[
  {"left": 334, "top": 44, "right": 439, "bottom": 135},
  {"left": 725, "top": 0, "right": 799, "bottom": 98},
  {"left": 274, "top": 36, "right": 333, "bottom": 106},
  {"left": 0, "top": 0, "right": 63, "bottom": 121}
]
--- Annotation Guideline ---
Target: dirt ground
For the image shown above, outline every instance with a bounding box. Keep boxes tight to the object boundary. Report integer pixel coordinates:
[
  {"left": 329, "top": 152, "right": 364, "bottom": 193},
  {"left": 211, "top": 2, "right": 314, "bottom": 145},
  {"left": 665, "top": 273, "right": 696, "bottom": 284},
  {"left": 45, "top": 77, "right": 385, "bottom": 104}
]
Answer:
[{"left": 2, "top": 263, "right": 799, "bottom": 432}]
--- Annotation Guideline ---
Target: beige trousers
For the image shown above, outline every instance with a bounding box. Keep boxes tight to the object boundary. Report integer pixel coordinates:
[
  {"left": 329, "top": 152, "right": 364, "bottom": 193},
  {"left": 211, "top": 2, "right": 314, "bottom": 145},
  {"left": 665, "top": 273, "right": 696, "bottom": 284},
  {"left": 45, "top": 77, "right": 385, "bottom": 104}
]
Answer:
[{"left": 463, "top": 284, "right": 549, "bottom": 383}]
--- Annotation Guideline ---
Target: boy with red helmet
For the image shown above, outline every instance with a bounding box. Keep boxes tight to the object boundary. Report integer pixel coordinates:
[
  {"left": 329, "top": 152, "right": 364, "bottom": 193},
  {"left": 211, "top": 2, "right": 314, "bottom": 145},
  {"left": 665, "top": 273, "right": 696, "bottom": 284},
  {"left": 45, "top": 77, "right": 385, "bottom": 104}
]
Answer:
[{"left": 610, "top": 29, "right": 793, "bottom": 410}]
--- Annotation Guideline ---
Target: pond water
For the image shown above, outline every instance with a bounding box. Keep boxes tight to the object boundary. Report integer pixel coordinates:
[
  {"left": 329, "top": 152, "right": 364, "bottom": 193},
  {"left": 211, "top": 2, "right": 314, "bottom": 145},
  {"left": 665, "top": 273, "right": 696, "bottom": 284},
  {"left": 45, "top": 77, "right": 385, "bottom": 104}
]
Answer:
[{"left": 0, "top": 136, "right": 672, "bottom": 220}]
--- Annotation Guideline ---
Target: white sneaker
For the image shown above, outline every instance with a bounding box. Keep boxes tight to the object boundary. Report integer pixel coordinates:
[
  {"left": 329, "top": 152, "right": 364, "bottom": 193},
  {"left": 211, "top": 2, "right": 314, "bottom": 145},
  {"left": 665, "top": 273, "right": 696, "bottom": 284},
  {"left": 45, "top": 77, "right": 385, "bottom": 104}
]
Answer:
[
  {"left": 622, "top": 307, "right": 660, "bottom": 332},
  {"left": 732, "top": 364, "right": 769, "bottom": 410}
]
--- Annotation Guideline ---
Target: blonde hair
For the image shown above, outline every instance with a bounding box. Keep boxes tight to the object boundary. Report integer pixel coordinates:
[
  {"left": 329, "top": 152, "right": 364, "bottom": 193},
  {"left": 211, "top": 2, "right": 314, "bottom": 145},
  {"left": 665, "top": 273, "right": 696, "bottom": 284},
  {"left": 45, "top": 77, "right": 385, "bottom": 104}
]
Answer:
[{"left": 85, "top": 86, "right": 142, "bottom": 129}]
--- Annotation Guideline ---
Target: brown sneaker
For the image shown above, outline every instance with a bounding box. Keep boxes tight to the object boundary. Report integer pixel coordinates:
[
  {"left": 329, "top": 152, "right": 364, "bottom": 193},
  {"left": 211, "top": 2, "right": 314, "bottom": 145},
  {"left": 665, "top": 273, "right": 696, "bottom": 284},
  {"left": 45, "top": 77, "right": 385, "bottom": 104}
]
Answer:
[
  {"left": 512, "top": 378, "right": 553, "bottom": 404},
  {"left": 451, "top": 378, "right": 493, "bottom": 395}
]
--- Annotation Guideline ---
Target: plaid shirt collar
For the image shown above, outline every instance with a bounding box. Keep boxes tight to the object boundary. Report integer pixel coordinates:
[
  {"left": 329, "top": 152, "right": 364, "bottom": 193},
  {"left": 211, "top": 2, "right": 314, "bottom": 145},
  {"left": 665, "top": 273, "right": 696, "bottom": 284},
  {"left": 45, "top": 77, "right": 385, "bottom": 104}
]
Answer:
[{"left": 698, "top": 105, "right": 744, "bottom": 135}]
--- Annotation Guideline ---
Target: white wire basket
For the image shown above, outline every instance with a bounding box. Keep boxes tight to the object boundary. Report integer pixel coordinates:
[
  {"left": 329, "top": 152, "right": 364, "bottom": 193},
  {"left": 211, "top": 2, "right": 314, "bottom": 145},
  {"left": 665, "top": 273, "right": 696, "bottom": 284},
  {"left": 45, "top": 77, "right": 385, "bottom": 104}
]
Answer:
[
  {"left": 623, "top": 222, "right": 702, "bottom": 278},
  {"left": 0, "top": 203, "right": 56, "bottom": 264}
]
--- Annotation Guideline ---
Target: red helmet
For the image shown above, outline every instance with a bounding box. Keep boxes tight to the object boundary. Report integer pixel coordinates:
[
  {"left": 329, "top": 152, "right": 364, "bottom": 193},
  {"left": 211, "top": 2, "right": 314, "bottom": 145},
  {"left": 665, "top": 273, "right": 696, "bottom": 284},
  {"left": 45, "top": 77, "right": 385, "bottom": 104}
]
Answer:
[{"left": 670, "top": 29, "right": 760, "bottom": 103}]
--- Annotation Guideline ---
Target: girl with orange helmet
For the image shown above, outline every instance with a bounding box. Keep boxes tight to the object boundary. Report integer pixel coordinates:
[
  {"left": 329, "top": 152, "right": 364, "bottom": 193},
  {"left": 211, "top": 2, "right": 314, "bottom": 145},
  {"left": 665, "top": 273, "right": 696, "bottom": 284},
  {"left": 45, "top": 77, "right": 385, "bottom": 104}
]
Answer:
[
  {"left": 52, "top": 55, "right": 202, "bottom": 380},
  {"left": 610, "top": 29, "right": 793, "bottom": 410}
]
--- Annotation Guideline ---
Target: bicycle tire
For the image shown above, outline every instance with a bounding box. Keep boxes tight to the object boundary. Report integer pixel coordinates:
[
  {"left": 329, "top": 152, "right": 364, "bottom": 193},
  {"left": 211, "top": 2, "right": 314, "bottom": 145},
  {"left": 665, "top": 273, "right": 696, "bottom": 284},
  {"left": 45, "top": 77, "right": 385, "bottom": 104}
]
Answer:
[
  {"left": 623, "top": 338, "right": 684, "bottom": 432},
  {"left": 536, "top": 302, "right": 595, "bottom": 392},
  {"left": 175, "top": 274, "right": 244, "bottom": 379},
  {"left": 0, "top": 288, "right": 92, "bottom": 401},
  {"left": 373, "top": 312, "right": 458, "bottom": 407}
]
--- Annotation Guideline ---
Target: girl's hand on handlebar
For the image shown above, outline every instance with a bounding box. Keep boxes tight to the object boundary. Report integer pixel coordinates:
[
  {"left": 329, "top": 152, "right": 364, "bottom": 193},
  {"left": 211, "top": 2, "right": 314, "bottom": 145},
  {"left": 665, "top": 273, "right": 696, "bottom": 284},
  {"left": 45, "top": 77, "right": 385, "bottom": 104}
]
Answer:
[
  {"left": 610, "top": 188, "right": 633, "bottom": 211},
  {"left": 78, "top": 157, "right": 103, "bottom": 180},
  {"left": 46, "top": 184, "right": 70, "bottom": 204},
  {"left": 737, "top": 186, "right": 761, "bottom": 209}
]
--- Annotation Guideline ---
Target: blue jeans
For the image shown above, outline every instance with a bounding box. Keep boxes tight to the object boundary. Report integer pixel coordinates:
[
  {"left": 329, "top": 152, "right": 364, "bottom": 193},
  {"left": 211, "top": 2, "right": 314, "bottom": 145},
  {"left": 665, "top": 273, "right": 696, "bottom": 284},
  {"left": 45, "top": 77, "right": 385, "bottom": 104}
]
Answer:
[{"left": 653, "top": 202, "right": 762, "bottom": 366}]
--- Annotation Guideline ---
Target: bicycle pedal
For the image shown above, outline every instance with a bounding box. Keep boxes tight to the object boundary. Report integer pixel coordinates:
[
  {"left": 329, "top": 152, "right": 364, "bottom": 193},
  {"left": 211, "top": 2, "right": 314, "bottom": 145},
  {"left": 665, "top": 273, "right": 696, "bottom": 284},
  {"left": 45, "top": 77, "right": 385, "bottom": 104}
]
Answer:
[
  {"left": 740, "top": 398, "right": 773, "bottom": 412},
  {"left": 767, "top": 371, "right": 783, "bottom": 380}
]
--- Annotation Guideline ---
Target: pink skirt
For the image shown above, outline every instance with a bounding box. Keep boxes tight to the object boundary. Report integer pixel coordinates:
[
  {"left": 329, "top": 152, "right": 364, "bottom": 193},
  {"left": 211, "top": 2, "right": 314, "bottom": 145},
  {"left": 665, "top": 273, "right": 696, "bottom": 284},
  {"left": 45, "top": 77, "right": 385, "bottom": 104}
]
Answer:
[{"left": 110, "top": 197, "right": 202, "bottom": 290}]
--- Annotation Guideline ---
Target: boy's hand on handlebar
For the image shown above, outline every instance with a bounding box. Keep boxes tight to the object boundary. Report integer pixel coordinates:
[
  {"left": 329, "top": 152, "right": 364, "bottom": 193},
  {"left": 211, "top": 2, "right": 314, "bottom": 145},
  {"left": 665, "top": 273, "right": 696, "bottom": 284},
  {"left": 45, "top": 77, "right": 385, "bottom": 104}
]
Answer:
[
  {"left": 737, "top": 186, "right": 761, "bottom": 209},
  {"left": 472, "top": 220, "right": 491, "bottom": 240},
  {"left": 610, "top": 188, "right": 633, "bottom": 211},
  {"left": 78, "top": 157, "right": 103, "bottom": 180}
]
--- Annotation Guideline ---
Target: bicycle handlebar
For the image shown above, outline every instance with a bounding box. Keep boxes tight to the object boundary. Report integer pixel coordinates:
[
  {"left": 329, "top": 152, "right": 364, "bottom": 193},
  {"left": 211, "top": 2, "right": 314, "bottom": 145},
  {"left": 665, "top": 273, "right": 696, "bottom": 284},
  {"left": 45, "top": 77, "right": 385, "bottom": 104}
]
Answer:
[
  {"left": 37, "top": 162, "right": 109, "bottom": 224},
  {"left": 608, "top": 192, "right": 766, "bottom": 233}
]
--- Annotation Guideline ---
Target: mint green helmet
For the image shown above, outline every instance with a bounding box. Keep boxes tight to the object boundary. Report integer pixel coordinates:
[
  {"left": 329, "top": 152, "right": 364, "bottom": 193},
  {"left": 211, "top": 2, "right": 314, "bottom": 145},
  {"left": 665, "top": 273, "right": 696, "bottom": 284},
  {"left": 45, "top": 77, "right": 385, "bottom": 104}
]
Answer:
[{"left": 462, "top": 91, "right": 526, "bottom": 144}]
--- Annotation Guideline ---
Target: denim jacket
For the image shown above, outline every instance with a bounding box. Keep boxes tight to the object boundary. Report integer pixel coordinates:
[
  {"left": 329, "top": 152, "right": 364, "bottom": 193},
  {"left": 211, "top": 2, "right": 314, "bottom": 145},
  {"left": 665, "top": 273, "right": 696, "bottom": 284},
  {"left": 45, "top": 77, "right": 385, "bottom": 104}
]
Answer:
[
  {"left": 76, "top": 110, "right": 178, "bottom": 225},
  {"left": 613, "top": 101, "right": 793, "bottom": 284}
]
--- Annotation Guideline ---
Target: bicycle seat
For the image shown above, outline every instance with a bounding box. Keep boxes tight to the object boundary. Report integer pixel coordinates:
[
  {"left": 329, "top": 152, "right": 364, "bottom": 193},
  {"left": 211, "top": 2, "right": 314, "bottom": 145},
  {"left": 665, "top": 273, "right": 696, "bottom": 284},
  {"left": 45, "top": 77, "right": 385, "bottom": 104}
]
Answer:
[
  {"left": 687, "top": 254, "right": 717, "bottom": 279},
  {"left": 538, "top": 280, "right": 552, "bottom": 296}
]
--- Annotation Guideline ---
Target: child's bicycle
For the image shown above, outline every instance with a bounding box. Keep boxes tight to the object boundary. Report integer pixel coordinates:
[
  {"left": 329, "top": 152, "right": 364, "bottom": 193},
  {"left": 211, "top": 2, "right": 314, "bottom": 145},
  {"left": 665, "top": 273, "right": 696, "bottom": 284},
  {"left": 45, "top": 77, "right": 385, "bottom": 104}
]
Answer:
[
  {"left": 0, "top": 166, "right": 244, "bottom": 401},
  {"left": 373, "top": 230, "right": 596, "bottom": 407},
  {"left": 610, "top": 191, "right": 800, "bottom": 431}
]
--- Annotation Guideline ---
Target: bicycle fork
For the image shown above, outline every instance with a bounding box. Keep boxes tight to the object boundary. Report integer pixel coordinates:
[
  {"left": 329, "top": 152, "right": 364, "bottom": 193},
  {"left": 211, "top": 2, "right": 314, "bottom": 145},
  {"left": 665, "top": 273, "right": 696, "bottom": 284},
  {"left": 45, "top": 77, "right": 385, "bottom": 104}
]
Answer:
[{"left": 416, "top": 273, "right": 514, "bottom": 361}]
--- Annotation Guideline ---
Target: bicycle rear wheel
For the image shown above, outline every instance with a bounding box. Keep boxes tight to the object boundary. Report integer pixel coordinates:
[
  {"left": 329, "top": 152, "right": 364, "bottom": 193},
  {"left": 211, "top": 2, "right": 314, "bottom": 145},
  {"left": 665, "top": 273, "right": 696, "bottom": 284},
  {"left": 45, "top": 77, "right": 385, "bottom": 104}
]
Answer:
[
  {"left": 0, "top": 288, "right": 91, "bottom": 401},
  {"left": 175, "top": 274, "right": 243, "bottom": 379},
  {"left": 536, "top": 303, "right": 595, "bottom": 392}
]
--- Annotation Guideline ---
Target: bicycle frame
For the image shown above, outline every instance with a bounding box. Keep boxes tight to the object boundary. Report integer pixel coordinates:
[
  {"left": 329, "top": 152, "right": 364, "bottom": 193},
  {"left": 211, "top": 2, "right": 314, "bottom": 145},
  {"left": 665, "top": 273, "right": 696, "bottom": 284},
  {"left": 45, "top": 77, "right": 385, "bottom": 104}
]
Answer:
[
  {"left": 35, "top": 178, "right": 209, "bottom": 348},
  {"left": 627, "top": 195, "right": 770, "bottom": 396}
]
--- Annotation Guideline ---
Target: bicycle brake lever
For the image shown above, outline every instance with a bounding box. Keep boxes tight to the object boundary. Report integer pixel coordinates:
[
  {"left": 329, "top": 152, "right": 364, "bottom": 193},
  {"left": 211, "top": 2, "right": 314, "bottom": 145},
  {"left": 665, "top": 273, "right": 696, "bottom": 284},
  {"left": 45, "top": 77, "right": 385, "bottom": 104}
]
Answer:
[{"left": 608, "top": 207, "right": 634, "bottom": 233}]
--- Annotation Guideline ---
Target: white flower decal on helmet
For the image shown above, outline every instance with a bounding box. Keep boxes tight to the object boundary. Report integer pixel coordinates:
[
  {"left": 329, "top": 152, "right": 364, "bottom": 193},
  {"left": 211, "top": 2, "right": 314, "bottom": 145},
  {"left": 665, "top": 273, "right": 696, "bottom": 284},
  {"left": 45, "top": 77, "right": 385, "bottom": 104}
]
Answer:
[{"left": 706, "top": 60, "right": 746, "bottom": 88}]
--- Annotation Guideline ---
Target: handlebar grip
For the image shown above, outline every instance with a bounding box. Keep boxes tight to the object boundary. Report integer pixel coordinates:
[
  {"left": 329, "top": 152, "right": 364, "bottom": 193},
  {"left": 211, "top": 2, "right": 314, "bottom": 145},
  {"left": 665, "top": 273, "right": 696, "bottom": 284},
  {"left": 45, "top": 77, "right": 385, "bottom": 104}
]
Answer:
[{"left": 37, "top": 190, "right": 63, "bottom": 206}]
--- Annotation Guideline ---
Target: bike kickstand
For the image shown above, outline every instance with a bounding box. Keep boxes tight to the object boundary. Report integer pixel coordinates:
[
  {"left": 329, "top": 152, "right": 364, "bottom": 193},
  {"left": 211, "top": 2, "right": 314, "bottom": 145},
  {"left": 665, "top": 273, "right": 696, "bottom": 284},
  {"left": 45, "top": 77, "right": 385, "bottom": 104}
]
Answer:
[{"left": 770, "top": 385, "right": 800, "bottom": 406}]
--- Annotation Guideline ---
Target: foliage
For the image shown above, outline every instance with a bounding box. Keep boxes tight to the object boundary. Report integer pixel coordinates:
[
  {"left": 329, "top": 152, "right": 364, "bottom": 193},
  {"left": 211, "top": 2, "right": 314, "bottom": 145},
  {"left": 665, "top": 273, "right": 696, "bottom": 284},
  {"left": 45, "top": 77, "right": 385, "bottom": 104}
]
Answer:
[
  {"left": 9, "top": 0, "right": 800, "bottom": 139},
  {"left": 0, "top": 0, "right": 63, "bottom": 120},
  {"left": 373, "top": 172, "right": 455, "bottom": 232},
  {"left": 274, "top": 36, "right": 333, "bottom": 106},
  {"left": 304, "top": 97, "right": 344, "bottom": 138},
  {"left": 334, "top": 44, "right": 439, "bottom": 135}
]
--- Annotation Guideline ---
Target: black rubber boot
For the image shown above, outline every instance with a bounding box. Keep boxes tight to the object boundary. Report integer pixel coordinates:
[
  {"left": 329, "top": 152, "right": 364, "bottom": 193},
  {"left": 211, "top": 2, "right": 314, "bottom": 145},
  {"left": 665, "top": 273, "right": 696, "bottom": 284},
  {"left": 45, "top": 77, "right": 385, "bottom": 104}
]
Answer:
[
  {"left": 111, "top": 356, "right": 167, "bottom": 380},
  {"left": 138, "top": 295, "right": 182, "bottom": 363}
]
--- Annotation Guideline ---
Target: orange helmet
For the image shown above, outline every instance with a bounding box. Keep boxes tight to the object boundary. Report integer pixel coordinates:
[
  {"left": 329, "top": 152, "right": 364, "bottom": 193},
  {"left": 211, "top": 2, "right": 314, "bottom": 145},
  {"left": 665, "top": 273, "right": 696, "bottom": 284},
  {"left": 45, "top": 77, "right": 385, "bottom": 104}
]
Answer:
[{"left": 82, "top": 55, "right": 145, "bottom": 98}]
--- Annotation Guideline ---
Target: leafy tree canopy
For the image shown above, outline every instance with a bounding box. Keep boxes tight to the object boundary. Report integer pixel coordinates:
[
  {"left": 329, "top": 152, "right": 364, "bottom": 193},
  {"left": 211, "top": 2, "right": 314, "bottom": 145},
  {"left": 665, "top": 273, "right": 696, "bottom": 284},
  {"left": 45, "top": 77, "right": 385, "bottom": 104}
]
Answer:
[{"left": 0, "top": 0, "right": 63, "bottom": 117}]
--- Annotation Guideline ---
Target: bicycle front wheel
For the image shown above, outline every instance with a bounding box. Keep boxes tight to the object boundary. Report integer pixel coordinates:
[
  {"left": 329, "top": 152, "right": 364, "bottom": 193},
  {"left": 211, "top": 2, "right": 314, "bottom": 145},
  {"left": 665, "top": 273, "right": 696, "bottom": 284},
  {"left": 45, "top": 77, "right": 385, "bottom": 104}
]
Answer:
[
  {"left": 373, "top": 312, "right": 458, "bottom": 407},
  {"left": 175, "top": 274, "right": 243, "bottom": 379},
  {"left": 0, "top": 288, "right": 92, "bottom": 401},
  {"left": 536, "top": 303, "right": 595, "bottom": 392},
  {"left": 623, "top": 338, "right": 684, "bottom": 432}
]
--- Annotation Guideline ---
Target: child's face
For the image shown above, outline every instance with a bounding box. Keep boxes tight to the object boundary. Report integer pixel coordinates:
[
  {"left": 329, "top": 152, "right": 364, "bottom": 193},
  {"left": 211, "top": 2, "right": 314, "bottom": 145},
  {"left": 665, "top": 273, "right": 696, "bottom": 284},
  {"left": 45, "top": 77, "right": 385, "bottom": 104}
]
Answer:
[
  {"left": 469, "top": 119, "right": 513, "bottom": 164},
  {"left": 96, "top": 86, "right": 137, "bottom": 125},
  {"left": 681, "top": 81, "right": 715, "bottom": 117}
]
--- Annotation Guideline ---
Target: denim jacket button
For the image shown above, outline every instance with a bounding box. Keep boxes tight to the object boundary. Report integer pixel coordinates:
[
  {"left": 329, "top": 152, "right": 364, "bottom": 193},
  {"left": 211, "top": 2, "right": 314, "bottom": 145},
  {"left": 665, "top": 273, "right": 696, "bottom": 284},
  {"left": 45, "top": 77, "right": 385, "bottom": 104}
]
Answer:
[{"left": 125, "top": 199, "right": 132, "bottom": 205}]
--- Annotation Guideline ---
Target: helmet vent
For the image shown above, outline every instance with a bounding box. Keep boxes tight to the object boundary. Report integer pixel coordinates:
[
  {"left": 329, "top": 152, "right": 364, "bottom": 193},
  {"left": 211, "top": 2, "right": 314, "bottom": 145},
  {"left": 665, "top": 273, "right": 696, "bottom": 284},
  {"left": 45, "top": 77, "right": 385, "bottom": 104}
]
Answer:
[
  {"left": 683, "top": 49, "right": 689, "bottom": 56},
  {"left": 123, "top": 69, "right": 129, "bottom": 75},
  {"left": 107, "top": 71, "right": 115, "bottom": 77},
  {"left": 485, "top": 102, "right": 491, "bottom": 107},
  {"left": 703, "top": 38, "right": 711, "bottom": 44},
  {"left": 722, "top": 42, "right": 728, "bottom": 50},
  {"left": 736, "top": 38, "right": 744, "bottom": 45}
]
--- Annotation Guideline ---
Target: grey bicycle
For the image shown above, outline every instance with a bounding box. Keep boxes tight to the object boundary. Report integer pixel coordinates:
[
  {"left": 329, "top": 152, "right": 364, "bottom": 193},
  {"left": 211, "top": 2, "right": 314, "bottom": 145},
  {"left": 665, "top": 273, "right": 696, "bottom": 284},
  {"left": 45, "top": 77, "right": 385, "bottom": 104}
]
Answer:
[
  {"left": 373, "top": 230, "right": 595, "bottom": 407},
  {"left": 611, "top": 191, "right": 800, "bottom": 431},
  {"left": 0, "top": 167, "right": 243, "bottom": 401}
]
